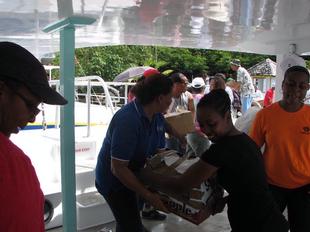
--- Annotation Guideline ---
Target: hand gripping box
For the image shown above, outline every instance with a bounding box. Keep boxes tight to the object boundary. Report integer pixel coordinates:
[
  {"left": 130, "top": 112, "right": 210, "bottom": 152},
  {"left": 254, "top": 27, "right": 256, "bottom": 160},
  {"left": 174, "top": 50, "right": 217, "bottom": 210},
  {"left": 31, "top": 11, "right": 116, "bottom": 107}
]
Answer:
[
  {"left": 142, "top": 151, "right": 224, "bottom": 225},
  {"left": 164, "top": 110, "right": 195, "bottom": 136}
]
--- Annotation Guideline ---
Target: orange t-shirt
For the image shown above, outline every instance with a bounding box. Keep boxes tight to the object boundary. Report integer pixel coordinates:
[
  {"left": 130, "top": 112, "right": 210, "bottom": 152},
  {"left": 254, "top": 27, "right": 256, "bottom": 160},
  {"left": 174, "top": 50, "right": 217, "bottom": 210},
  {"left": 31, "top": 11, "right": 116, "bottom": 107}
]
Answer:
[{"left": 250, "top": 102, "right": 310, "bottom": 189}]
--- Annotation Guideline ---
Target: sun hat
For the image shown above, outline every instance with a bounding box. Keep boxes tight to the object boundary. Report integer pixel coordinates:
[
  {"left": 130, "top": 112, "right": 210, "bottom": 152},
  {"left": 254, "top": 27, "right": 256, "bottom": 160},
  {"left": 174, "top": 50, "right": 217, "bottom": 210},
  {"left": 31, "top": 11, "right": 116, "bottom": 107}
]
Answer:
[
  {"left": 0, "top": 42, "right": 67, "bottom": 105},
  {"left": 191, "top": 77, "right": 205, "bottom": 88},
  {"left": 230, "top": 59, "right": 241, "bottom": 67}
]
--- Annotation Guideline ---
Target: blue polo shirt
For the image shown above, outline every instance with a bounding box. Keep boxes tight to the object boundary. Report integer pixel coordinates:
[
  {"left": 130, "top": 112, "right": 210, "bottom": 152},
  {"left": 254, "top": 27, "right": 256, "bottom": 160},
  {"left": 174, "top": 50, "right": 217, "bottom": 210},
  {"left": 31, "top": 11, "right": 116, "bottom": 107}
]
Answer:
[{"left": 95, "top": 100, "right": 165, "bottom": 196}]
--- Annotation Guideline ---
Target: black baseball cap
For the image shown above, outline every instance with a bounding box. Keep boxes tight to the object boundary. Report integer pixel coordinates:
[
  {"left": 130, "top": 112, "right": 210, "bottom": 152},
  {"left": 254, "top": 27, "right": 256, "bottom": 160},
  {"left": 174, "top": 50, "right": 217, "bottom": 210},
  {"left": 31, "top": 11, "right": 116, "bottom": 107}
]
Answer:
[{"left": 0, "top": 42, "right": 67, "bottom": 105}]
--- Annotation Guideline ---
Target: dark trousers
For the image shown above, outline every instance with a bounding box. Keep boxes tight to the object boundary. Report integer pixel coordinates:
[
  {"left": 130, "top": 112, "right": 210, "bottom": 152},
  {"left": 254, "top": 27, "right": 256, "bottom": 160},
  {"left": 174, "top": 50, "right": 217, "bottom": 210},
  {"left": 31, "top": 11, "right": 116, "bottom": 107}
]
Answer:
[
  {"left": 104, "top": 188, "right": 144, "bottom": 232},
  {"left": 269, "top": 184, "right": 310, "bottom": 232}
]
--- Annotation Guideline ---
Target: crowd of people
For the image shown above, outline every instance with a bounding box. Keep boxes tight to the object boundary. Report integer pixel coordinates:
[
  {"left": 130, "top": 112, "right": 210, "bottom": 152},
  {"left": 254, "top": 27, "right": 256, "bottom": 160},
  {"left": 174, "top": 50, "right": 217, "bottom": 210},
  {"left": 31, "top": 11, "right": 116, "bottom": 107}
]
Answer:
[
  {"left": 1, "top": 42, "right": 309, "bottom": 232},
  {"left": 96, "top": 61, "right": 309, "bottom": 232}
]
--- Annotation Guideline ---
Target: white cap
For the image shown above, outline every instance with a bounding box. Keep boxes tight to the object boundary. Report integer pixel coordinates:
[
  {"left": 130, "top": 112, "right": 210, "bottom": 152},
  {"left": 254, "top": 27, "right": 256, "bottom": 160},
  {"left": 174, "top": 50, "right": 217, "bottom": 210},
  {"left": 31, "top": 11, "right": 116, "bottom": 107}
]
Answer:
[{"left": 191, "top": 77, "right": 205, "bottom": 88}]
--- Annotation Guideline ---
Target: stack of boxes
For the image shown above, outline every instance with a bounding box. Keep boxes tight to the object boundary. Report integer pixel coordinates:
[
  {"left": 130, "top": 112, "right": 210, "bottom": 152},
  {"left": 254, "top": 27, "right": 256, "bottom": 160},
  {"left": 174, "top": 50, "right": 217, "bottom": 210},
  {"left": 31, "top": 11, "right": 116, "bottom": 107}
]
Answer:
[{"left": 144, "top": 151, "right": 224, "bottom": 225}]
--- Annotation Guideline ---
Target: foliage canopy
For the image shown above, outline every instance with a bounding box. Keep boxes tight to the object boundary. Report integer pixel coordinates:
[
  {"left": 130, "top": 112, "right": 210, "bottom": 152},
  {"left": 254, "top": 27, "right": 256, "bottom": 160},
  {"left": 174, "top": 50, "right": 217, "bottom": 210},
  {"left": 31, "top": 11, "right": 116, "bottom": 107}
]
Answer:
[{"left": 52, "top": 45, "right": 274, "bottom": 81}]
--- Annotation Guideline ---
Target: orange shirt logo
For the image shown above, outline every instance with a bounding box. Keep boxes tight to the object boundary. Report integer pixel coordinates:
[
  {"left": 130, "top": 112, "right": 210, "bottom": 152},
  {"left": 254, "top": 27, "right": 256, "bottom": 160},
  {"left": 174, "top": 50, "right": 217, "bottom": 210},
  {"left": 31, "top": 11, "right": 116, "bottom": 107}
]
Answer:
[{"left": 301, "top": 126, "right": 310, "bottom": 135}]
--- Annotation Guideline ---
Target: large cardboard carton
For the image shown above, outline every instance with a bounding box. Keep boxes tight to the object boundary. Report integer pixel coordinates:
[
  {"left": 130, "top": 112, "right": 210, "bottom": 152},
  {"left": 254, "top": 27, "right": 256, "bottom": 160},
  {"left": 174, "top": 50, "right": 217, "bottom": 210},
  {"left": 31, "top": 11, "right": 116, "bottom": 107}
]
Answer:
[
  {"left": 165, "top": 110, "right": 195, "bottom": 136},
  {"left": 142, "top": 151, "right": 224, "bottom": 225}
]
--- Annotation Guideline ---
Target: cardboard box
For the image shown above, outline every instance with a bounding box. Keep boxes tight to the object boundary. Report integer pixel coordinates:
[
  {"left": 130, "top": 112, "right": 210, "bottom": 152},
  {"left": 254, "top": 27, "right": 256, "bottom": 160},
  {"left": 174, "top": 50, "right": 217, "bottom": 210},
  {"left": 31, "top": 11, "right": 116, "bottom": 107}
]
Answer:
[
  {"left": 142, "top": 151, "right": 224, "bottom": 225},
  {"left": 165, "top": 110, "right": 195, "bottom": 136}
]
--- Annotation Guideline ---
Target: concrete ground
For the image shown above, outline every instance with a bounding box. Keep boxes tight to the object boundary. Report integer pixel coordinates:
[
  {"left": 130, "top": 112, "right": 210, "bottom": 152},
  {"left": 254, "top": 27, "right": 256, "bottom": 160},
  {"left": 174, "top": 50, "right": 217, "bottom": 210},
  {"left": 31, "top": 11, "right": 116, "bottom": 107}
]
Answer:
[{"left": 48, "top": 207, "right": 231, "bottom": 232}]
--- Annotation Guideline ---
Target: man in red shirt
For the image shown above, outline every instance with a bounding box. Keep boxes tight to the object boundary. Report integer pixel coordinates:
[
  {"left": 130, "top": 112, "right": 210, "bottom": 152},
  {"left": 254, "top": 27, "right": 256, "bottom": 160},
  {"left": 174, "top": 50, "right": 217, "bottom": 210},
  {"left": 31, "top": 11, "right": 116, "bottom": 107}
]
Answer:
[
  {"left": 0, "top": 42, "right": 67, "bottom": 231},
  {"left": 263, "top": 84, "right": 275, "bottom": 107}
]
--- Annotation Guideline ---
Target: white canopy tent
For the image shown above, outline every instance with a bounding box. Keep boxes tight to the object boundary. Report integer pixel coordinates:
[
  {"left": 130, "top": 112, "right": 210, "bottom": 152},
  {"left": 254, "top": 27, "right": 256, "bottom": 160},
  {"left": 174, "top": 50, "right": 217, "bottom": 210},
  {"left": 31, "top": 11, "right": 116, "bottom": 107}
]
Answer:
[{"left": 1, "top": 0, "right": 310, "bottom": 58}]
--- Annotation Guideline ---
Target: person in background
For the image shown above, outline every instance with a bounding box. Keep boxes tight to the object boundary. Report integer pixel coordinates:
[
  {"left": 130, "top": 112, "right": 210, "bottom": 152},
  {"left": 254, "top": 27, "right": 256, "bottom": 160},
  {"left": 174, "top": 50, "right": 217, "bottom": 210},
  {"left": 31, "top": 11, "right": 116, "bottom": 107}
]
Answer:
[
  {"left": 95, "top": 73, "right": 172, "bottom": 232},
  {"left": 210, "top": 73, "right": 234, "bottom": 104},
  {"left": 186, "top": 77, "right": 210, "bottom": 158},
  {"left": 127, "top": 68, "right": 160, "bottom": 103},
  {"left": 250, "top": 65, "right": 310, "bottom": 232},
  {"left": 167, "top": 72, "right": 194, "bottom": 113},
  {"left": 165, "top": 72, "right": 194, "bottom": 154},
  {"left": 230, "top": 59, "right": 255, "bottom": 113},
  {"left": 263, "top": 83, "right": 275, "bottom": 107},
  {"left": 0, "top": 42, "right": 67, "bottom": 231},
  {"left": 143, "top": 89, "right": 288, "bottom": 232},
  {"left": 235, "top": 101, "right": 262, "bottom": 134},
  {"left": 226, "top": 77, "right": 242, "bottom": 117},
  {"left": 252, "top": 84, "right": 264, "bottom": 106},
  {"left": 127, "top": 79, "right": 138, "bottom": 103},
  {"left": 305, "top": 88, "right": 310, "bottom": 104},
  {"left": 203, "top": 75, "right": 211, "bottom": 95},
  {"left": 209, "top": 73, "right": 236, "bottom": 120},
  {"left": 190, "top": 77, "right": 205, "bottom": 108}
]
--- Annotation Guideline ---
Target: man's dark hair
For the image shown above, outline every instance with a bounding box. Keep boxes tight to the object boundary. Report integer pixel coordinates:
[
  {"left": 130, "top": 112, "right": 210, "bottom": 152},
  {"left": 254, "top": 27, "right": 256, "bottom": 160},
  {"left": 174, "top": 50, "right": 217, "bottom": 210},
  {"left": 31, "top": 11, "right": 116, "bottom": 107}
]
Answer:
[
  {"left": 197, "top": 89, "right": 231, "bottom": 117},
  {"left": 210, "top": 75, "right": 226, "bottom": 90},
  {"left": 284, "top": 66, "right": 310, "bottom": 82},
  {"left": 168, "top": 73, "right": 186, "bottom": 83},
  {"left": 131, "top": 73, "right": 173, "bottom": 105},
  {"left": 214, "top": 73, "right": 226, "bottom": 81}
]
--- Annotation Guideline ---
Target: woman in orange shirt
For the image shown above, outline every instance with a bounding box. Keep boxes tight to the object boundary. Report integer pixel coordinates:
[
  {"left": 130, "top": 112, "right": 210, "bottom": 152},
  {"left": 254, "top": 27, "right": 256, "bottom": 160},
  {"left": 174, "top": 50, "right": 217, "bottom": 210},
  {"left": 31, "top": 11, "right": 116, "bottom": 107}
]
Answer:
[{"left": 250, "top": 66, "right": 310, "bottom": 232}]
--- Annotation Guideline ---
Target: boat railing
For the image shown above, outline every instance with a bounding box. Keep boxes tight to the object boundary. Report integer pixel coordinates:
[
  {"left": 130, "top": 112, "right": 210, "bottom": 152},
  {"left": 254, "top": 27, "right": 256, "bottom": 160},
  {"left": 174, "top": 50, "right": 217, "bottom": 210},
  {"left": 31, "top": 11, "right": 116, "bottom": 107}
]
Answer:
[
  {"left": 75, "top": 84, "right": 121, "bottom": 106},
  {"left": 45, "top": 65, "right": 135, "bottom": 107},
  {"left": 105, "top": 81, "right": 135, "bottom": 106},
  {"left": 48, "top": 76, "right": 134, "bottom": 136},
  {"left": 49, "top": 77, "right": 135, "bottom": 107}
]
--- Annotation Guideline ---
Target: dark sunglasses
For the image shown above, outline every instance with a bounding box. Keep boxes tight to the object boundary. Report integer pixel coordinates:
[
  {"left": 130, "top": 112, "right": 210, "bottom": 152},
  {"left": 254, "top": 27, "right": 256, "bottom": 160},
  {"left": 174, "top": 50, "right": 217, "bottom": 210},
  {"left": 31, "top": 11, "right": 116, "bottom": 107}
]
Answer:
[
  {"left": 12, "top": 89, "right": 42, "bottom": 115},
  {"left": 1, "top": 78, "right": 42, "bottom": 115}
]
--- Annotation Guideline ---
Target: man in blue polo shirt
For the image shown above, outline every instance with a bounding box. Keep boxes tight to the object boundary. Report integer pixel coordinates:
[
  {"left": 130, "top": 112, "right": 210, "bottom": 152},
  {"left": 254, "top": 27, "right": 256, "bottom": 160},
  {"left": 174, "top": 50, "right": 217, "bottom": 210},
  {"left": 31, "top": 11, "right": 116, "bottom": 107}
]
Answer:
[{"left": 95, "top": 74, "right": 172, "bottom": 232}]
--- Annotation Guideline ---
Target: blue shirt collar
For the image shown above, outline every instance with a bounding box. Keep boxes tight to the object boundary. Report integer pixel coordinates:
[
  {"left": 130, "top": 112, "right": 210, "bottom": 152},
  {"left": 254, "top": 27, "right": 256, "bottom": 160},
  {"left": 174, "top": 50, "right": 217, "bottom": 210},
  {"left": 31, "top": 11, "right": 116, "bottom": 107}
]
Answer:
[{"left": 133, "top": 99, "right": 149, "bottom": 120}]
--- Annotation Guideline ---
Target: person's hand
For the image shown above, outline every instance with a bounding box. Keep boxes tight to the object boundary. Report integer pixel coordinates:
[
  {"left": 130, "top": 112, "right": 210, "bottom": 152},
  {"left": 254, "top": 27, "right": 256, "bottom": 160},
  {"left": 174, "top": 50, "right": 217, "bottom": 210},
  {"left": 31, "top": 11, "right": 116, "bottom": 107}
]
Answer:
[
  {"left": 211, "top": 196, "right": 228, "bottom": 215},
  {"left": 178, "top": 134, "right": 187, "bottom": 148},
  {"left": 145, "top": 192, "right": 170, "bottom": 214}
]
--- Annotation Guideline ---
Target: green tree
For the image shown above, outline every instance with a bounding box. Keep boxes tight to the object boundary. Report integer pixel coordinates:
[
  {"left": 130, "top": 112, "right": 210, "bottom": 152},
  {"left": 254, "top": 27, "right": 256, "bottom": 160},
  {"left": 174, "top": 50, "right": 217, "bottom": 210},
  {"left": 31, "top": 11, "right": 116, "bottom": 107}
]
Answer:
[{"left": 51, "top": 45, "right": 274, "bottom": 81}]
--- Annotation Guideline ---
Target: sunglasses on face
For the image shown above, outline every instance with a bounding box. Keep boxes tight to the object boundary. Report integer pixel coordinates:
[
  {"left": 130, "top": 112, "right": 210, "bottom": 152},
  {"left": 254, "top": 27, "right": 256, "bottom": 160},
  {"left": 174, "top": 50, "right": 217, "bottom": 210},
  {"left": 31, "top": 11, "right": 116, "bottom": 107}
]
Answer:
[
  {"left": 12, "top": 89, "right": 42, "bottom": 115},
  {"left": 1, "top": 78, "right": 43, "bottom": 115}
]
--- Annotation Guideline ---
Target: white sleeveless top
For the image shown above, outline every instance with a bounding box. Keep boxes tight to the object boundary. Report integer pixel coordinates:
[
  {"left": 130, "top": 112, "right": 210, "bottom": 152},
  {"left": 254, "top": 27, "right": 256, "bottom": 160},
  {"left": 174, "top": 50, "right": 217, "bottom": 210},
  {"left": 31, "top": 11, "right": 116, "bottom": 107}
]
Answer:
[{"left": 167, "top": 91, "right": 190, "bottom": 113}]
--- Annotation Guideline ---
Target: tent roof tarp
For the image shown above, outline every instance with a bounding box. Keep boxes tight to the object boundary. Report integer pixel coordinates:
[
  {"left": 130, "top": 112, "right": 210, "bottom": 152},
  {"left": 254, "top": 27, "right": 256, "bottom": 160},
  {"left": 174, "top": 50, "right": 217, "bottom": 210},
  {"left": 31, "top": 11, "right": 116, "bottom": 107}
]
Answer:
[{"left": 248, "top": 58, "right": 277, "bottom": 78}]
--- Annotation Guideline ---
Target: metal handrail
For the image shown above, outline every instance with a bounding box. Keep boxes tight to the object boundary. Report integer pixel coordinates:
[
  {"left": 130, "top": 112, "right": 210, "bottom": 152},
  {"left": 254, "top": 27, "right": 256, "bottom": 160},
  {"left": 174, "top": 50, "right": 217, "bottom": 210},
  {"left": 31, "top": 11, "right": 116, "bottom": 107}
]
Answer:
[{"left": 48, "top": 76, "right": 134, "bottom": 136}]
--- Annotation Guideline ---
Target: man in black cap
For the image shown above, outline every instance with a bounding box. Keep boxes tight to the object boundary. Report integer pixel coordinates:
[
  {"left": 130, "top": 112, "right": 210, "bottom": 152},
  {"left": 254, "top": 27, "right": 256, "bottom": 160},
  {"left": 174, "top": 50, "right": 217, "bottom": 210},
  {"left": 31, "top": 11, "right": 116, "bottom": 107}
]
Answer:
[{"left": 0, "top": 42, "right": 67, "bottom": 231}]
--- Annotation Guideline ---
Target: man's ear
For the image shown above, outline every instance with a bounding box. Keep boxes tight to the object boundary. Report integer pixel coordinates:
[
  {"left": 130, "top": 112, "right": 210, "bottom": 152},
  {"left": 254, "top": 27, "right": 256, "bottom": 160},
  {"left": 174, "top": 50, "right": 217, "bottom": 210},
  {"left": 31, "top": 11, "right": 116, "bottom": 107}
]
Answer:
[
  {"left": 0, "top": 81, "right": 7, "bottom": 105},
  {"left": 281, "top": 80, "right": 285, "bottom": 91},
  {"left": 157, "top": 94, "right": 163, "bottom": 103},
  {"left": 225, "top": 110, "right": 231, "bottom": 121}
]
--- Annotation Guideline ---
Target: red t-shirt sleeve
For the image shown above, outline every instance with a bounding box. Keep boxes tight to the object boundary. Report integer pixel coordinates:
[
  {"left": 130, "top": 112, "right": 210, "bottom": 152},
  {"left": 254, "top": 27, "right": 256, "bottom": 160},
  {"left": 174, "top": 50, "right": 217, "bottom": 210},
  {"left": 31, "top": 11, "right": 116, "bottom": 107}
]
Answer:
[{"left": 0, "top": 133, "right": 44, "bottom": 232}]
